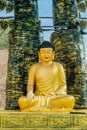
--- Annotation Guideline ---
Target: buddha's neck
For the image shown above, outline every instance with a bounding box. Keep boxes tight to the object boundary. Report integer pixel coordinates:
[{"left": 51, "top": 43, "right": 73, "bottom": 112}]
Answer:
[{"left": 40, "top": 61, "right": 53, "bottom": 66}]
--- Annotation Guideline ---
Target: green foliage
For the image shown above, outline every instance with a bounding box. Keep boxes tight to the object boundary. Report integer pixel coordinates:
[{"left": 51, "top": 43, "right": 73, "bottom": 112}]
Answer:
[
  {"left": 0, "top": 26, "right": 11, "bottom": 49},
  {"left": 76, "top": 0, "right": 84, "bottom": 3},
  {"left": 0, "top": 0, "right": 6, "bottom": 10},
  {"left": 7, "top": 0, "right": 14, "bottom": 2},
  {"left": 8, "top": 20, "right": 15, "bottom": 28},
  {"left": 0, "top": 21, "right": 8, "bottom": 30},
  {"left": 0, "top": 20, "right": 14, "bottom": 30},
  {"left": 85, "top": 0, "right": 87, "bottom": 6},
  {"left": 76, "top": 0, "right": 87, "bottom": 30},
  {"left": 6, "top": 2, "right": 14, "bottom": 13},
  {"left": 0, "top": 0, "right": 14, "bottom": 12},
  {"left": 0, "top": 0, "right": 87, "bottom": 30},
  {"left": 79, "top": 20, "right": 87, "bottom": 30},
  {"left": 77, "top": 2, "right": 86, "bottom": 12}
]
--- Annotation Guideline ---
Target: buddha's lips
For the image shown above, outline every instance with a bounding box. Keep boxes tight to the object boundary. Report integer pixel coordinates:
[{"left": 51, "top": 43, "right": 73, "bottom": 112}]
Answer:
[{"left": 45, "top": 57, "right": 49, "bottom": 59}]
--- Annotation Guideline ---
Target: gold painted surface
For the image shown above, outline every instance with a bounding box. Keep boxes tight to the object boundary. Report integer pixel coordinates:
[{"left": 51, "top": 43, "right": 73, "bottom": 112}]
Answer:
[
  {"left": 0, "top": 116, "right": 1, "bottom": 128},
  {"left": 0, "top": 110, "right": 87, "bottom": 129},
  {"left": 49, "top": 114, "right": 72, "bottom": 128},
  {"left": 74, "top": 114, "right": 87, "bottom": 128},
  {"left": 1, "top": 114, "right": 25, "bottom": 128},
  {"left": 25, "top": 115, "right": 48, "bottom": 128},
  {"left": 0, "top": 127, "right": 87, "bottom": 130},
  {"left": 0, "top": 128, "right": 61, "bottom": 130},
  {"left": 20, "top": 60, "right": 75, "bottom": 111},
  {"left": 63, "top": 128, "right": 85, "bottom": 130}
]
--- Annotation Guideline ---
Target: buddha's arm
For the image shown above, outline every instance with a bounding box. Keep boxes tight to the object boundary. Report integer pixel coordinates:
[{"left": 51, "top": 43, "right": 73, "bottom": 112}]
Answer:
[
  {"left": 27, "top": 64, "right": 36, "bottom": 93},
  {"left": 57, "top": 64, "right": 67, "bottom": 94},
  {"left": 27, "top": 64, "right": 37, "bottom": 101}
]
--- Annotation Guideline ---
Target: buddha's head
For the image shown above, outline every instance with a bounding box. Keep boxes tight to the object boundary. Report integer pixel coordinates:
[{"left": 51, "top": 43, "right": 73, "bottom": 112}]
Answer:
[{"left": 38, "top": 41, "right": 55, "bottom": 63}]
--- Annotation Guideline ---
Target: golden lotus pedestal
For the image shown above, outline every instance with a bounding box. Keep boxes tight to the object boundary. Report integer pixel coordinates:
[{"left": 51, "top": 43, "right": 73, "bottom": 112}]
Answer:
[{"left": 0, "top": 109, "right": 87, "bottom": 130}]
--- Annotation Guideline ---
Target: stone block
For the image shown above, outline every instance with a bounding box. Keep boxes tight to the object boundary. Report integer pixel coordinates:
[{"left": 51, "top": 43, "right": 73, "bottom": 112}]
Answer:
[
  {"left": 73, "top": 114, "right": 87, "bottom": 128},
  {"left": 0, "top": 111, "right": 87, "bottom": 129},
  {"left": 25, "top": 114, "right": 48, "bottom": 128},
  {"left": 1, "top": 113, "right": 25, "bottom": 128},
  {"left": 49, "top": 113, "right": 72, "bottom": 128}
]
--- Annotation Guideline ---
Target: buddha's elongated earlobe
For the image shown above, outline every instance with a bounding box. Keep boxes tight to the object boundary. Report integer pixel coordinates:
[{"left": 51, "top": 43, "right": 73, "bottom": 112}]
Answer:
[
  {"left": 38, "top": 52, "right": 40, "bottom": 60},
  {"left": 52, "top": 52, "right": 55, "bottom": 60},
  {"left": 52, "top": 56, "right": 54, "bottom": 60}
]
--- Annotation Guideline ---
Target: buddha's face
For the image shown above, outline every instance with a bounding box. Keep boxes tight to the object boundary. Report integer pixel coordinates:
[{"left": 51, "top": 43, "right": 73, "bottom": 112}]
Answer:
[{"left": 38, "top": 48, "right": 55, "bottom": 62}]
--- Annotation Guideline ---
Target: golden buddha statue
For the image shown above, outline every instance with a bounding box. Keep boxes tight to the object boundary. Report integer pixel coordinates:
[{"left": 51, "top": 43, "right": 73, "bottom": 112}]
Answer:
[{"left": 19, "top": 41, "right": 75, "bottom": 112}]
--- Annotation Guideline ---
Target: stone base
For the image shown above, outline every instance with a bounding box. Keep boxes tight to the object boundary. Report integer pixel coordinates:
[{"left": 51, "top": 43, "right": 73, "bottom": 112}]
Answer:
[{"left": 0, "top": 109, "right": 87, "bottom": 130}]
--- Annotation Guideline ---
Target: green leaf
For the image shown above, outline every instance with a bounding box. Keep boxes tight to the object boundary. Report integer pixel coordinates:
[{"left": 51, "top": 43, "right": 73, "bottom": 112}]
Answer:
[
  {"left": 0, "top": 21, "right": 8, "bottom": 30},
  {"left": 78, "top": 12, "right": 81, "bottom": 18},
  {"left": 8, "top": 20, "right": 15, "bottom": 29},
  {"left": 76, "top": 0, "right": 83, "bottom": 3},
  {"left": 77, "top": 3, "right": 86, "bottom": 12},
  {"left": 85, "top": 0, "right": 87, "bottom": 6},
  {"left": 0, "top": 0, "right": 6, "bottom": 10},
  {"left": 6, "top": 2, "right": 14, "bottom": 13},
  {"left": 79, "top": 20, "right": 87, "bottom": 30},
  {"left": 7, "top": 0, "right": 14, "bottom": 2}
]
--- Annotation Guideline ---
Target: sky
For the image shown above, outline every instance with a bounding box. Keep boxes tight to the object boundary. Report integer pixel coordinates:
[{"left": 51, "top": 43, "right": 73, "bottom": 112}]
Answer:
[{"left": 0, "top": 0, "right": 87, "bottom": 62}]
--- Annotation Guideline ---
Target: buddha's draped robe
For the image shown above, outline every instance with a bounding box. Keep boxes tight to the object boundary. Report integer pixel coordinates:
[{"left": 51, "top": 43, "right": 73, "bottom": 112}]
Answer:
[
  {"left": 19, "top": 62, "right": 75, "bottom": 110},
  {"left": 35, "top": 62, "right": 66, "bottom": 95}
]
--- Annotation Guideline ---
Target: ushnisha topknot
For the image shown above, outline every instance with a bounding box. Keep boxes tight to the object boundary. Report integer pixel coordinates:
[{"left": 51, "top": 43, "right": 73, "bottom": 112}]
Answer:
[{"left": 38, "top": 41, "right": 55, "bottom": 51}]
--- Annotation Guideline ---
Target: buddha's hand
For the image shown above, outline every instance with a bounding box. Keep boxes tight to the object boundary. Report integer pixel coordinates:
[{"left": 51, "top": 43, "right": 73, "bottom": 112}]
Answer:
[{"left": 27, "top": 91, "right": 35, "bottom": 102}]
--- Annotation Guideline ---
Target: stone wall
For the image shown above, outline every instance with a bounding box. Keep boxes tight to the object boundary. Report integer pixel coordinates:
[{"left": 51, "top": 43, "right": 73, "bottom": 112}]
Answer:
[{"left": 0, "top": 50, "right": 8, "bottom": 108}]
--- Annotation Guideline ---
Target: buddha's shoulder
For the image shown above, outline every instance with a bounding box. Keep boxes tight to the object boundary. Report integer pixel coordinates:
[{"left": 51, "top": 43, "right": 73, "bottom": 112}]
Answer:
[
  {"left": 30, "top": 63, "right": 39, "bottom": 70},
  {"left": 53, "top": 62, "right": 63, "bottom": 67}
]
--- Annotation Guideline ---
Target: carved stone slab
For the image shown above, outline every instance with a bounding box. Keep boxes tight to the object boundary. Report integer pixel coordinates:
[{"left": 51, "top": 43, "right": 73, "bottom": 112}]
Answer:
[{"left": 0, "top": 111, "right": 87, "bottom": 129}]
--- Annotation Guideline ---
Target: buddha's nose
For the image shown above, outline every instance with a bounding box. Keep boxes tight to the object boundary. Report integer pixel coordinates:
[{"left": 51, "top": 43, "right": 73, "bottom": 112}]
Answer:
[{"left": 45, "top": 54, "right": 49, "bottom": 57}]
